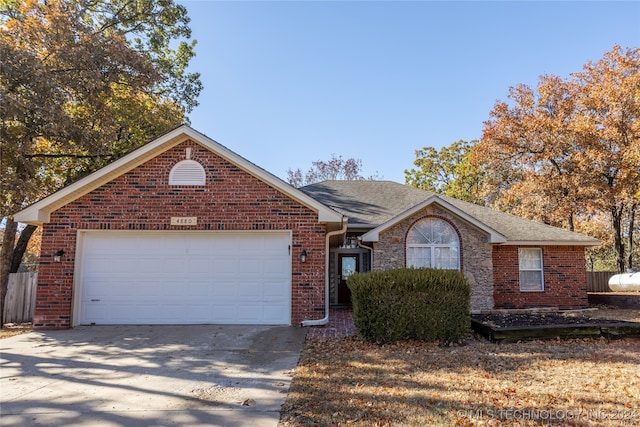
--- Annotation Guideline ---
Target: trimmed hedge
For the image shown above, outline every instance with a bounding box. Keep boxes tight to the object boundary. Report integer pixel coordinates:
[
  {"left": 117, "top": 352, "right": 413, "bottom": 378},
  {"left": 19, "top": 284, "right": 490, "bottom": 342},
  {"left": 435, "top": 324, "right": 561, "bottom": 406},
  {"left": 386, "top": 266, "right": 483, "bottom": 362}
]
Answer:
[{"left": 347, "top": 268, "right": 471, "bottom": 343}]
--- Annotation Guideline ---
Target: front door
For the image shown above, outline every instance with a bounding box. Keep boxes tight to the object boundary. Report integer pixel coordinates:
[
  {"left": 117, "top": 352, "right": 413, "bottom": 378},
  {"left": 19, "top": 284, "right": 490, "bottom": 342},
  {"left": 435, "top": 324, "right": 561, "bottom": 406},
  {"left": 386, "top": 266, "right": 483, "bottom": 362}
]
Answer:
[{"left": 338, "top": 254, "right": 359, "bottom": 304}]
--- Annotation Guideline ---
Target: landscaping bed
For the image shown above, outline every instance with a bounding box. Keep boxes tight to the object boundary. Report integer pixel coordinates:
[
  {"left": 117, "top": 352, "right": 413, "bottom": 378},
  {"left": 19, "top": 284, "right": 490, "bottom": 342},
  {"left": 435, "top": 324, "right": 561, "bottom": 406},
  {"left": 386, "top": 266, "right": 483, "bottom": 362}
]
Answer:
[
  {"left": 471, "top": 308, "right": 640, "bottom": 343},
  {"left": 588, "top": 292, "right": 640, "bottom": 309}
]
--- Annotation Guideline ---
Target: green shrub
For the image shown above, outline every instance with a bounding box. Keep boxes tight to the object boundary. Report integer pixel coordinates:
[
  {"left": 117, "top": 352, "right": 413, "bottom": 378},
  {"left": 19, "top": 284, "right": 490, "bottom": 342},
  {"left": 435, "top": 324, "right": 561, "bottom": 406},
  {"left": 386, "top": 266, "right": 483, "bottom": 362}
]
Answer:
[{"left": 347, "top": 268, "right": 470, "bottom": 343}]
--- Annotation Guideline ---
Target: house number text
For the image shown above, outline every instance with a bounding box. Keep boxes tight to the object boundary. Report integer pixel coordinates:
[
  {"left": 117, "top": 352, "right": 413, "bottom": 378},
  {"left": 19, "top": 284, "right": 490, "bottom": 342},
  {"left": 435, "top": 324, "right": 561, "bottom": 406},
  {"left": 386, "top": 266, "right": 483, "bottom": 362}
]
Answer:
[{"left": 171, "top": 217, "right": 197, "bottom": 226}]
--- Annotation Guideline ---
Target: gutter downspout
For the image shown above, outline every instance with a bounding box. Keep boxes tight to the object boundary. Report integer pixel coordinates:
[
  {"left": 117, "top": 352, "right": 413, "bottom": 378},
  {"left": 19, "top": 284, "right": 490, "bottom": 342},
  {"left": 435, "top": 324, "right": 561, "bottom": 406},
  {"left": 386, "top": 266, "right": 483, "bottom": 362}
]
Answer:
[
  {"left": 301, "top": 217, "right": 347, "bottom": 327},
  {"left": 357, "top": 237, "right": 374, "bottom": 269}
]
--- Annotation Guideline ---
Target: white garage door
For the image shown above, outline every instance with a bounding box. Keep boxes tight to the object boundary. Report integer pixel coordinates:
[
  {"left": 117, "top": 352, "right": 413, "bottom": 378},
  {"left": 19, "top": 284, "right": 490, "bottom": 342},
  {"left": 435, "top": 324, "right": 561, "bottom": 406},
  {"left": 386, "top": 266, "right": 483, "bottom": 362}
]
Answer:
[{"left": 77, "top": 231, "right": 291, "bottom": 325}]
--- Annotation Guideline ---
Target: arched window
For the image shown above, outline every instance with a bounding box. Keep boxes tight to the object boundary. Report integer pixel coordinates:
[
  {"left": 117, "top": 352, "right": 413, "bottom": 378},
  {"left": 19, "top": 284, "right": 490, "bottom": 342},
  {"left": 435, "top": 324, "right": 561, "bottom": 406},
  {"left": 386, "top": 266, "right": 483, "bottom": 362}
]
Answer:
[
  {"left": 169, "top": 159, "right": 206, "bottom": 186},
  {"left": 406, "top": 217, "right": 460, "bottom": 270}
]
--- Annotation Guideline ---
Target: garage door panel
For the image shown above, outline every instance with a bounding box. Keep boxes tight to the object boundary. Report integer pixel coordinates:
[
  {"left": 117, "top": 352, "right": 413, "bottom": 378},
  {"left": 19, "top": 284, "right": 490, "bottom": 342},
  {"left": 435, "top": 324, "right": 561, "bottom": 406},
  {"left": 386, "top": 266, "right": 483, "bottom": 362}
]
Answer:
[
  {"left": 264, "top": 281, "right": 287, "bottom": 298},
  {"left": 187, "top": 281, "right": 212, "bottom": 297},
  {"left": 113, "top": 281, "right": 141, "bottom": 296},
  {"left": 212, "top": 282, "right": 236, "bottom": 297},
  {"left": 79, "top": 232, "right": 291, "bottom": 325},
  {"left": 189, "top": 237, "right": 219, "bottom": 252},
  {"left": 139, "top": 258, "right": 165, "bottom": 274},
  {"left": 243, "top": 259, "right": 262, "bottom": 273},
  {"left": 237, "top": 282, "right": 261, "bottom": 297},
  {"left": 264, "top": 259, "right": 287, "bottom": 274},
  {"left": 95, "top": 257, "right": 138, "bottom": 274},
  {"left": 162, "top": 280, "right": 185, "bottom": 296},
  {"left": 163, "top": 257, "right": 188, "bottom": 274},
  {"left": 84, "top": 279, "right": 109, "bottom": 298},
  {"left": 188, "top": 258, "right": 211, "bottom": 274},
  {"left": 110, "top": 304, "right": 139, "bottom": 321},
  {"left": 264, "top": 305, "right": 287, "bottom": 322},
  {"left": 162, "top": 304, "right": 187, "bottom": 320},
  {"left": 212, "top": 305, "right": 236, "bottom": 322},
  {"left": 214, "top": 259, "right": 238, "bottom": 274},
  {"left": 85, "top": 257, "right": 120, "bottom": 274},
  {"left": 237, "top": 305, "right": 262, "bottom": 322},
  {"left": 84, "top": 304, "right": 108, "bottom": 321},
  {"left": 137, "top": 237, "right": 162, "bottom": 252},
  {"left": 187, "top": 305, "right": 212, "bottom": 322}
]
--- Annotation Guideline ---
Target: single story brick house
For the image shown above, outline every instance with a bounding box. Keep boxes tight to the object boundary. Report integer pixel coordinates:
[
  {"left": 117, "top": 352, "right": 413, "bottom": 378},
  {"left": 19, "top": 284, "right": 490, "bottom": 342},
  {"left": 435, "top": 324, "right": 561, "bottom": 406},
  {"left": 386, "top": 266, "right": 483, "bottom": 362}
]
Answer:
[{"left": 15, "top": 126, "right": 600, "bottom": 329}]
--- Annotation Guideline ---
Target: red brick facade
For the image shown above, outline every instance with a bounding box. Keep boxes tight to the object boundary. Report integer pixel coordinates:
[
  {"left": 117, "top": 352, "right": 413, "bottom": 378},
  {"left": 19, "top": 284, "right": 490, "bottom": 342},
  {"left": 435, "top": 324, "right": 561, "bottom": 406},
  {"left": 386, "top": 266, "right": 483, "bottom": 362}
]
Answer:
[
  {"left": 35, "top": 141, "right": 327, "bottom": 329},
  {"left": 32, "top": 133, "right": 593, "bottom": 328},
  {"left": 492, "top": 245, "right": 589, "bottom": 309}
]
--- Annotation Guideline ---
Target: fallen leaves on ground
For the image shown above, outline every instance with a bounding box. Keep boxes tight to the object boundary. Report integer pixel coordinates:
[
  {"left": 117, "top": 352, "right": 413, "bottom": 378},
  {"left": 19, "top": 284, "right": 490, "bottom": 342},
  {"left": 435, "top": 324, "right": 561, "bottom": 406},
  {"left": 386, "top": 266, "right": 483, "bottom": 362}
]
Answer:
[
  {"left": 280, "top": 336, "right": 640, "bottom": 426},
  {"left": 0, "top": 323, "right": 32, "bottom": 339}
]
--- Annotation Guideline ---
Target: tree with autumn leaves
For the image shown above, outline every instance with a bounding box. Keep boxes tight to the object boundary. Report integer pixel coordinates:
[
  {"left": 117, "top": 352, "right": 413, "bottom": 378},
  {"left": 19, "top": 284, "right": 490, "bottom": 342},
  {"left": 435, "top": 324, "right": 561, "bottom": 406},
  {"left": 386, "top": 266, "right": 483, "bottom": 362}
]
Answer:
[
  {"left": 405, "top": 139, "right": 485, "bottom": 205},
  {"left": 408, "top": 45, "right": 639, "bottom": 272},
  {"left": 0, "top": 0, "right": 202, "bottom": 322}
]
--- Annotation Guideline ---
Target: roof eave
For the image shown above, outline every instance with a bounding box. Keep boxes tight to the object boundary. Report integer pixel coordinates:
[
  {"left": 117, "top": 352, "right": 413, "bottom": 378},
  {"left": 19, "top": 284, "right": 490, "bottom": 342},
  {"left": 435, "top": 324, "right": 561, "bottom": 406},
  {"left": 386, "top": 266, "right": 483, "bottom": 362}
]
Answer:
[{"left": 497, "top": 240, "right": 601, "bottom": 247}]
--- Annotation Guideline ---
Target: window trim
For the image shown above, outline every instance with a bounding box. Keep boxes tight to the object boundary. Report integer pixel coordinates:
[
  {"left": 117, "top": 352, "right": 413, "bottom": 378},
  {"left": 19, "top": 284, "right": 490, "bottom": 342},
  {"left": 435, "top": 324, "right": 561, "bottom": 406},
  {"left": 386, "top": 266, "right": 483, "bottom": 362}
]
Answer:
[{"left": 518, "top": 247, "right": 544, "bottom": 292}]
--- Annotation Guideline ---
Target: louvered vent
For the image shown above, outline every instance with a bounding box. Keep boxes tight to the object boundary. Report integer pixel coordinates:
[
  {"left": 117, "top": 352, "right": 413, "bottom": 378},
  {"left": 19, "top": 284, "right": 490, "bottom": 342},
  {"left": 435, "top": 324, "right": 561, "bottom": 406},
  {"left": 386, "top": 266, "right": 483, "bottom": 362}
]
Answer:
[{"left": 169, "top": 160, "right": 206, "bottom": 186}]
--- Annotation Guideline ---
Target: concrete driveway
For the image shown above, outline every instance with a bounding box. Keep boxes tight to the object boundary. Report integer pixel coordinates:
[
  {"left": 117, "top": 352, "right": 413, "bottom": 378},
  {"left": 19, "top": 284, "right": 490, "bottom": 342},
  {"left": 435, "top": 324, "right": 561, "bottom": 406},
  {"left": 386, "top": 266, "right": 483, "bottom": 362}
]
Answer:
[{"left": 0, "top": 325, "right": 307, "bottom": 426}]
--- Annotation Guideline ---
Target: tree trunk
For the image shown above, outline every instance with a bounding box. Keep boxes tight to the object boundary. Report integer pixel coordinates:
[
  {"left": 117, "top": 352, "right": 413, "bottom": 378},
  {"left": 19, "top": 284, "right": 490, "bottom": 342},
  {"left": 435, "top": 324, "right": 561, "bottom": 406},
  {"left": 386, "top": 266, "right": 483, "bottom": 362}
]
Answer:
[
  {"left": 9, "top": 225, "right": 38, "bottom": 273},
  {"left": 611, "top": 205, "right": 626, "bottom": 273},
  {"left": 568, "top": 212, "right": 575, "bottom": 232},
  {"left": 0, "top": 218, "right": 18, "bottom": 326},
  {"left": 629, "top": 203, "right": 636, "bottom": 271}
]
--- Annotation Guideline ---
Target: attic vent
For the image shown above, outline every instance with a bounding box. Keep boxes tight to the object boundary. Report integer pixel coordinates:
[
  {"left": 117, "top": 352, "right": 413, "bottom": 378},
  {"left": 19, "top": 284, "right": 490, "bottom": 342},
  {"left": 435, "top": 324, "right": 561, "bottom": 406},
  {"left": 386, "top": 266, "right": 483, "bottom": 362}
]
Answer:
[{"left": 169, "top": 160, "right": 206, "bottom": 186}]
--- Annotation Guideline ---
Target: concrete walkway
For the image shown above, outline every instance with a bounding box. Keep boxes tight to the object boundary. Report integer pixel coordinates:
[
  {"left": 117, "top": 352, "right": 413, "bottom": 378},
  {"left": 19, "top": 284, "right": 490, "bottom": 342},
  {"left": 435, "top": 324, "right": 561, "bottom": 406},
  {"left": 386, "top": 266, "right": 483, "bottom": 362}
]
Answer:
[{"left": 1, "top": 325, "right": 306, "bottom": 427}]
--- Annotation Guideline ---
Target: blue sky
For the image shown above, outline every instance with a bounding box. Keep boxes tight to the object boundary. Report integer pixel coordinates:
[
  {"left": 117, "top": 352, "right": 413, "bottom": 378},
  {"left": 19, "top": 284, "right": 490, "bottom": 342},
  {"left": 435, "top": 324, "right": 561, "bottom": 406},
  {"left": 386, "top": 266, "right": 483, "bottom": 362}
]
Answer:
[{"left": 178, "top": 1, "right": 639, "bottom": 183}]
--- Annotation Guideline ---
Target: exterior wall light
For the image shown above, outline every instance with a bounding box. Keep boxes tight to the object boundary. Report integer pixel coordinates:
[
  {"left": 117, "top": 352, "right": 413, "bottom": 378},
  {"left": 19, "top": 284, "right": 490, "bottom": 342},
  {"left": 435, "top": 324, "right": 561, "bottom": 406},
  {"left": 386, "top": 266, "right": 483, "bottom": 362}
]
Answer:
[
  {"left": 300, "top": 249, "right": 307, "bottom": 263},
  {"left": 53, "top": 249, "right": 64, "bottom": 262}
]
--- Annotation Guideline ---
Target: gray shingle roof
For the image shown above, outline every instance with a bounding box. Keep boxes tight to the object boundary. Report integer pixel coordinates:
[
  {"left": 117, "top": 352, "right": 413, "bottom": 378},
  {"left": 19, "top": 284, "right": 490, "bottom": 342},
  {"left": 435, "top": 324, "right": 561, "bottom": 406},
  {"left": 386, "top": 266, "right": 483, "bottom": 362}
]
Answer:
[{"left": 299, "top": 180, "right": 600, "bottom": 245}]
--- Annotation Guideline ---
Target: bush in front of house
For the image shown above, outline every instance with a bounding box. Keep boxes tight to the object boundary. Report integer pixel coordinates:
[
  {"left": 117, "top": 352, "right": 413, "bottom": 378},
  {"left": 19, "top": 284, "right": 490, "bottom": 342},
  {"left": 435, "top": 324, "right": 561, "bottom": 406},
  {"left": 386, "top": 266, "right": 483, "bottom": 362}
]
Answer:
[{"left": 347, "top": 268, "right": 470, "bottom": 343}]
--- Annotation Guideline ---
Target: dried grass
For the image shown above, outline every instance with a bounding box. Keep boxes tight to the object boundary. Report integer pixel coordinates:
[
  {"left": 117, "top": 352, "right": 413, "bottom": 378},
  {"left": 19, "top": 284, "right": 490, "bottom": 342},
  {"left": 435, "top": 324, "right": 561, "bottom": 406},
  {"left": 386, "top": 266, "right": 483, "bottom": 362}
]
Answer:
[
  {"left": 0, "top": 323, "right": 32, "bottom": 339},
  {"left": 281, "top": 315, "right": 640, "bottom": 426}
]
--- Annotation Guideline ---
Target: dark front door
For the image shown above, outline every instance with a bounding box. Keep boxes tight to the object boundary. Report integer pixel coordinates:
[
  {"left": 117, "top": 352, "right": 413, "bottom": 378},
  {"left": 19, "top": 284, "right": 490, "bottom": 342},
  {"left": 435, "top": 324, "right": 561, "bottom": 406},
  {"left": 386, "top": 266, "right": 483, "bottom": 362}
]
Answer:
[{"left": 338, "top": 254, "right": 359, "bottom": 304}]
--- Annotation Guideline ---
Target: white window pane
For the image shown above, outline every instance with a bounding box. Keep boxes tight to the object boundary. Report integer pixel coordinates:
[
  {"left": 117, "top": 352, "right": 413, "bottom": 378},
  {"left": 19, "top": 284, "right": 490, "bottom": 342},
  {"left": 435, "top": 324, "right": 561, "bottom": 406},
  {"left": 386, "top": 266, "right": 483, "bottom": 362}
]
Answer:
[
  {"left": 409, "top": 221, "right": 434, "bottom": 244},
  {"left": 440, "top": 228, "right": 458, "bottom": 245},
  {"left": 342, "top": 257, "right": 357, "bottom": 279},
  {"left": 520, "top": 271, "right": 543, "bottom": 291},
  {"left": 407, "top": 247, "right": 431, "bottom": 268},
  {"left": 519, "top": 248, "right": 542, "bottom": 270},
  {"left": 434, "top": 247, "right": 458, "bottom": 270}
]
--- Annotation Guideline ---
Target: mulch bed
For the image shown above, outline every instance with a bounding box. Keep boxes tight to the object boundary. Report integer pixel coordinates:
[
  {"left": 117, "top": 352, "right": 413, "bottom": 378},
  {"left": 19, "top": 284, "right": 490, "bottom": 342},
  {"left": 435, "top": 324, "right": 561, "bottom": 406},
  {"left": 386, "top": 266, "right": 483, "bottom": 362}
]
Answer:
[
  {"left": 471, "top": 311, "right": 640, "bottom": 343},
  {"left": 472, "top": 312, "right": 636, "bottom": 328}
]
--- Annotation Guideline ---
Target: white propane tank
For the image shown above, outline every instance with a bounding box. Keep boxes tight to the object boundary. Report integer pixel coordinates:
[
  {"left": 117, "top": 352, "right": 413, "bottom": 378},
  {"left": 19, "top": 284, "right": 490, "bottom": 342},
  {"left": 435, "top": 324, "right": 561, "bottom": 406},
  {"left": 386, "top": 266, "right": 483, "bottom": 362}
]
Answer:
[{"left": 608, "top": 271, "right": 640, "bottom": 292}]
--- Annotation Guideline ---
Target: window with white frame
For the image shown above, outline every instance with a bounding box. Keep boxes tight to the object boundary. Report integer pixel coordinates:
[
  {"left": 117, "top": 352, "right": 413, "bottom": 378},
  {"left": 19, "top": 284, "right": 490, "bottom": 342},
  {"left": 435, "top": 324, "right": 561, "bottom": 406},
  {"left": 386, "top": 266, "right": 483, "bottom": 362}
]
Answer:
[
  {"left": 519, "top": 248, "right": 544, "bottom": 291},
  {"left": 406, "top": 218, "right": 460, "bottom": 270}
]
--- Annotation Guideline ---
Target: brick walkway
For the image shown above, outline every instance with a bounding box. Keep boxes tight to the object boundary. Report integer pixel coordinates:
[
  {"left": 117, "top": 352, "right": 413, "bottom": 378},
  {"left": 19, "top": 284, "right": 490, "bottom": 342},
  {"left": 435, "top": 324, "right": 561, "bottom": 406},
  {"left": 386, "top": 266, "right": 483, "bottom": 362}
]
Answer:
[{"left": 306, "top": 307, "right": 357, "bottom": 339}]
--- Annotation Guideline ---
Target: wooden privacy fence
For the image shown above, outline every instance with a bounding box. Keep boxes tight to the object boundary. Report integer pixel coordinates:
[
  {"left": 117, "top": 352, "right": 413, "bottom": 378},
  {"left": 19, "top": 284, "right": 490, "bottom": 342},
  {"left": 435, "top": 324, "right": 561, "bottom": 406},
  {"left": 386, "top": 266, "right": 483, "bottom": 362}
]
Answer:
[
  {"left": 586, "top": 271, "right": 616, "bottom": 292},
  {"left": 3, "top": 272, "right": 38, "bottom": 324}
]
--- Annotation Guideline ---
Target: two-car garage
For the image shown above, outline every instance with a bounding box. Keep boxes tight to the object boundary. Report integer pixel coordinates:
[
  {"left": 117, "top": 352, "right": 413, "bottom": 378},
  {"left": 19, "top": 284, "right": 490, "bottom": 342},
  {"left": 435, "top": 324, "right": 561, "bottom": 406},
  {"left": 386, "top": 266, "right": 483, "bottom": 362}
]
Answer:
[
  {"left": 15, "top": 126, "right": 343, "bottom": 329},
  {"left": 76, "top": 231, "right": 292, "bottom": 326}
]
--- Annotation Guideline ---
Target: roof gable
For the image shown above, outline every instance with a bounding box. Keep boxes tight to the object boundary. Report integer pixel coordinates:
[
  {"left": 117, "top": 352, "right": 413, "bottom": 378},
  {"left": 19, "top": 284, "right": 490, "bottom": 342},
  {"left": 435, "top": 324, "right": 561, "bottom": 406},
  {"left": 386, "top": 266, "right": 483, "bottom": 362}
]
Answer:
[
  {"left": 15, "top": 126, "right": 343, "bottom": 225},
  {"left": 361, "top": 194, "right": 508, "bottom": 243}
]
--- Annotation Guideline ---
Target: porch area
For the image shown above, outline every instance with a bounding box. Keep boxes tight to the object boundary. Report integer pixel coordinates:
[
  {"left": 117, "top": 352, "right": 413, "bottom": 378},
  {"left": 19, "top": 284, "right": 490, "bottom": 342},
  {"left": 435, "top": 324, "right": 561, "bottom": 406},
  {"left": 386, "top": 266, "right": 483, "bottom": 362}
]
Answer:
[{"left": 306, "top": 307, "right": 357, "bottom": 339}]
